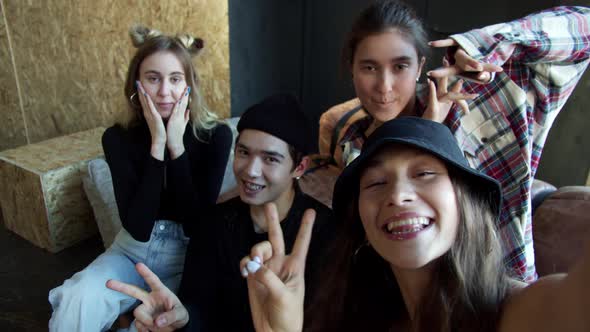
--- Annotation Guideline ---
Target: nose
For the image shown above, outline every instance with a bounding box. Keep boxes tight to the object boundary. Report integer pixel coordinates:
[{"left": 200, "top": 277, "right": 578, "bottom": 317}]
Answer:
[
  {"left": 386, "top": 179, "right": 416, "bottom": 206},
  {"left": 244, "top": 157, "right": 262, "bottom": 178},
  {"left": 157, "top": 80, "right": 171, "bottom": 97},
  {"left": 376, "top": 70, "right": 394, "bottom": 94}
]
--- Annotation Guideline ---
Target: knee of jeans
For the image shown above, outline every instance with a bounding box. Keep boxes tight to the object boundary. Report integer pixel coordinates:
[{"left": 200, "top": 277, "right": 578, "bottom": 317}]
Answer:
[{"left": 51, "top": 272, "right": 117, "bottom": 307}]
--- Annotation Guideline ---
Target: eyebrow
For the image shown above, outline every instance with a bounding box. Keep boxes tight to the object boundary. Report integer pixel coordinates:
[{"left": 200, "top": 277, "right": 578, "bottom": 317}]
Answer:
[
  {"left": 357, "top": 56, "right": 414, "bottom": 64},
  {"left": 361, "top": 150, "right": 437, "bottom": 173},
  {"left": 143, "top": 70, "right": 185, "bottom": 76},
  {"left": 236, "top": 143, "right": 286, "bottom": 159}
]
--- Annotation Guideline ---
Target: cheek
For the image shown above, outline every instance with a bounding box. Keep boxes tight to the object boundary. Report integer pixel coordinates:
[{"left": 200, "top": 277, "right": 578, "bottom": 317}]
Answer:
[
  {"left": 142, "top": 84, "right": 159, "bottom": 100},
  {"left": 358, "top": 195, "right": 376, "bottom": 229},
  {"left": 352, "top": 74, "right": 373, "bottom": 96},
  {"left": 232, "top": 159, "right": 243, "bottom": 175},
  {"left": 171, "top": 84, "right": 187, "bottom": 100},
  {"left": 267, "top": 166, "right": 291, "bottom": 184}
]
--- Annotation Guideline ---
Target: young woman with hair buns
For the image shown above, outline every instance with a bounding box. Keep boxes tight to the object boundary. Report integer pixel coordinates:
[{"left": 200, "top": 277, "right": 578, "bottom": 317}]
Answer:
[{"left": 47, "top": 25, "right": 232, "bottom": 332}]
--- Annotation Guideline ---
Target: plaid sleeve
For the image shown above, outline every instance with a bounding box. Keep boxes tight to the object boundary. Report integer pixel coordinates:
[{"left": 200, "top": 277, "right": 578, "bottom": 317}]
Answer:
[{"left": 451, "top": 6, "right": 590, "bottom": 126}]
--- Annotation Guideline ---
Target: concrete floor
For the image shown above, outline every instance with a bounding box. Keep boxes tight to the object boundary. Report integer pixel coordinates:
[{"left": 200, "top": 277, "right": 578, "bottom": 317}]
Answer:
[{"left": 0, "top": 211, "right": 104, "bottom": 331}]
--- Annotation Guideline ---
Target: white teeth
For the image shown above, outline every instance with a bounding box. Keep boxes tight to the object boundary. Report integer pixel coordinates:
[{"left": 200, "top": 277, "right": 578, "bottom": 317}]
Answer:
[
  {"left": 245, "top": 182, "right": 264, "bottom": 191},
  {"left": 386, "top": 217, "right": 430, "bottom": 231}
]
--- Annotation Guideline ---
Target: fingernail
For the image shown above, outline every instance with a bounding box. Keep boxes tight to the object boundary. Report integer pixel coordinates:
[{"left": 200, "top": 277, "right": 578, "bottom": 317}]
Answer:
[
  {"left": 187, "top": 86, "right": 191, "bottom": 95},
  {"left": 242, "top": 267, "right": 248, "bottom": 277},
  {"left": 253, "top": 256, "right": 262, "bottom": 264},
  {"left": 426, "top": 71, "right": 432, "bottom": 76},
  {"left": 135, "top": 80, "right": 140, "bottom": 88},
  {"left": 246, "top": 260, "right": 261, "bottom": 274},
  {"left": 427, "top": 41, "right": 433, "bottom": 46},
  {"left": 156, "top": 317, "right": 167, "bottom": 326}
]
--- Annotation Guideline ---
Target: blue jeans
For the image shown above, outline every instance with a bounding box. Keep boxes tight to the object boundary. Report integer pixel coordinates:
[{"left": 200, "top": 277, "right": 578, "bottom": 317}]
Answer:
[{"left": 48, "top": 220, "right": 189, "bottom": 332}]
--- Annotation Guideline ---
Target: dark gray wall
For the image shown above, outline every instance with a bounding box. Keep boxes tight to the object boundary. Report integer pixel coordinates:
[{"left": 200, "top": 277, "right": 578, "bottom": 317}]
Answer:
[
  {"left": 228, "top": 0, "right": 305, "bottom": 115},
  {"left": 229, "top": 0, "right": 590, "bottom": 185}
]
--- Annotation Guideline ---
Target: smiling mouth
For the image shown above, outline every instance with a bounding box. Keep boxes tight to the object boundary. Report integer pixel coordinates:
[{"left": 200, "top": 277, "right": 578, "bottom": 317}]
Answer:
[
  {"left": 242, "top": 180, "right": 265, "bottom": 194},
  {"left": 382, "top": 217, "right": 433, "bottom": 237}
]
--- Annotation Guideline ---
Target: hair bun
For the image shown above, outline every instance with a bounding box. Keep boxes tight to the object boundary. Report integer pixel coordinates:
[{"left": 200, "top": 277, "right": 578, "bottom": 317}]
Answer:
[
  {"left": 129, "top": 24, "right": 162, "bottom": 47},
  {"left": 177, "top": 34, "right": 205, "bottom": 56}
]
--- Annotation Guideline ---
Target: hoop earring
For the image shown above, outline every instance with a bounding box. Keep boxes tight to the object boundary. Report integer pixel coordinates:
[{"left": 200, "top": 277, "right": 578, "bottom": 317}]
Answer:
[
  {"left": 129, "top": 92, "right": 140, "bottom": 107},
  {"left": 352, "top": 239, "right": 370, "bottom": 265}
]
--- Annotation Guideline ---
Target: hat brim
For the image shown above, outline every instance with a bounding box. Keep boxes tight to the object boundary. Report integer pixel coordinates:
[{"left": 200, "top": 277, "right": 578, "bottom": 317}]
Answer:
[{"left": 332, "top": 137, "right": 503, "bottom": 220}]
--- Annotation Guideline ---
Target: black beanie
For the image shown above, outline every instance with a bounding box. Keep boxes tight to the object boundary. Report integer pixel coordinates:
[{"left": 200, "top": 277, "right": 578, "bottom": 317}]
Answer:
[{"left": 237, "top": 93, "right": 313, "bottom": 154}]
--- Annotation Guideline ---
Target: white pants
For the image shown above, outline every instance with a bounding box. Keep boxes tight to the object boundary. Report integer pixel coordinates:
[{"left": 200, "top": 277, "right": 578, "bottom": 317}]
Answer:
[{"left": 48, "top": 221, "right": 189, "bottom": 332}]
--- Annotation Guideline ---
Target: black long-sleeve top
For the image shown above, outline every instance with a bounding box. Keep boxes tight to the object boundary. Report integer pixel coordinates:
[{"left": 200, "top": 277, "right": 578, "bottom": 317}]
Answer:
[
  {"left": 178, "top": 189, "right": 336, "bottom": 332},
  {"left": 102, "top": 122, "right": 232, "bottom": 242}
]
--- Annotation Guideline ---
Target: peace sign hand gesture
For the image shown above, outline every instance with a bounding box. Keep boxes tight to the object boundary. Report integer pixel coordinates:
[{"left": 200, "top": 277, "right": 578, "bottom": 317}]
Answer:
[
  {"left": 423, "top": 58, "right": 479, "bottom": 122},
  {"left": 240, "top": 203, "right": 316, "bottom": 332},
  {"left": 106, "top": 263, "right": 189, "bottom": 332},
  {"left": 427, "top": 38, "right": 504, "bottom": 84}
]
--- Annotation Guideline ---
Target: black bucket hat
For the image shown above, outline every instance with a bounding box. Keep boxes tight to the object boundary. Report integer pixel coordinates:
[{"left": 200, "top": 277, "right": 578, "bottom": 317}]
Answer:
[{"left": 332, "top": 117, "right": 502, "bottom": 219}]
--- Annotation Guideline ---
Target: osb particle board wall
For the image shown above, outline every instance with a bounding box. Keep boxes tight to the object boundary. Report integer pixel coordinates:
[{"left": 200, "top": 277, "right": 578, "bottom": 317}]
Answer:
[{"left": 0, "top": 0, "right": 230, "bottom": 152}]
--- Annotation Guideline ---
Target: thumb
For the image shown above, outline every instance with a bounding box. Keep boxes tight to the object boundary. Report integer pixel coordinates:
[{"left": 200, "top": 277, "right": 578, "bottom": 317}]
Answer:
[
  {"left": 155, "top": 305, "right": 188, "bottom": 328},
  {"left": 251, "top": 264, "right": 287, "bottom": 299},
  {"left": 424, "top": 79, "right": 439, "bottom": 121},
  {"left": 184, "top": 108, "right": 190, "bottom": 122}
]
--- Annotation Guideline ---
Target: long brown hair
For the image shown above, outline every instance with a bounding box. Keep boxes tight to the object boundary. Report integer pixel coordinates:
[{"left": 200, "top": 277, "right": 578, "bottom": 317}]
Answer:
[
  {"left": 306, "top": 167, "right": 512, "bottom": 332},
  {"left": 123, "top": 25, "right": 219, "bottom": 141}
]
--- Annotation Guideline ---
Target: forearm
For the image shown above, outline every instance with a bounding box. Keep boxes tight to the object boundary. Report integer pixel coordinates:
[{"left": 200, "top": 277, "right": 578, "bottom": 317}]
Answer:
[
  {"left": 451, "top": 6, "right": 590, "bottom": 67},
  {"left": 113, "top": 156, "right": 165, "bottom": 241},
  {"left": 103, "top": 128, "right": 165, "bottom": 241}
]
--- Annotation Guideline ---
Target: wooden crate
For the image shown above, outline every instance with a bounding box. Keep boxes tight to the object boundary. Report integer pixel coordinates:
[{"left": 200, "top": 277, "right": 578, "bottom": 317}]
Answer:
[{"left": 0, "top": 127, "right": 105, "bottom": 252}]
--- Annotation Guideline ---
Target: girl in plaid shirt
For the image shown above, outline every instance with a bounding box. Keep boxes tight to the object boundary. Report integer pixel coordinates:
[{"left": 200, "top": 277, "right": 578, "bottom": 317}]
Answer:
[{"left": 325, "top": 0, "right": 590, "bottom": 282}]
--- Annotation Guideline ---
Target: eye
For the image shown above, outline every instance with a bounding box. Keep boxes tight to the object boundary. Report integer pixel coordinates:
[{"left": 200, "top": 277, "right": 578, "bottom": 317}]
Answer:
[
  {"left": 394, "top": 63, "right": 409, "bottom": 71},
  {"left": 146, "top": 76, "right": 160, "bottom": 83},
  {"left": 264, "top": 156, "right": 280, "bottom": 164},
  {"left": 236, "top": 149, "right": 248, "bottom": 157},
  {"left": 416, "top": 170, "right": 436, "bottom": 178},
  {"left": 170, "top": 76, "right": 183, "bottom": 84},
  {"left": 361, "top": 64, "right": 377, "bottom": 72},
  {"left": 361, "top": 178, "right": 386, "bottom": 189}
]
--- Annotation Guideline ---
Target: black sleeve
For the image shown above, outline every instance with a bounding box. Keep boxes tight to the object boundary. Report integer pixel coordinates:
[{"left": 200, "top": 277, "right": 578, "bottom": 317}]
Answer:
[
  {"left": 102, "top": 126, "right": 165, "bottom": 241},
  {"left": 178, "top": 213, "right": 220, "bottom": 332},
  {"left": 167, "top": 123, "right": 233, "bottom": 227},
  {"left": 304, "top": 205, "right": 336, "bottom": 307}
]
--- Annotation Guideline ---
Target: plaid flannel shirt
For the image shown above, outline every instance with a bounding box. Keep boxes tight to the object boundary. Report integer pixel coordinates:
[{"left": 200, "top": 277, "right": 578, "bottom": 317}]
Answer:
[{"left": 338, "top": 6, "right": 590, "bottom": 282}]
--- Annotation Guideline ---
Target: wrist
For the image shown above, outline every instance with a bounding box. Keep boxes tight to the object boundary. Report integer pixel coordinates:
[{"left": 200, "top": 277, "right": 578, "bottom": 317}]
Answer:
[
  {"left": 168, "top": 143, "right": 185, "bottom": 160},
  {"left": 151, "top": 143, "right": 165, "bottom": 161}
]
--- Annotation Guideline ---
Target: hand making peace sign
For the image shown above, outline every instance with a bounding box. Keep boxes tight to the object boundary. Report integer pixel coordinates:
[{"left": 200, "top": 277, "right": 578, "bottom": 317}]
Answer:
[
  {"left": 106, "top": 263, "right": 189, "bottom": 332},
  {"left": 240, "top": 203, "right": 316, "bottom": 332}
]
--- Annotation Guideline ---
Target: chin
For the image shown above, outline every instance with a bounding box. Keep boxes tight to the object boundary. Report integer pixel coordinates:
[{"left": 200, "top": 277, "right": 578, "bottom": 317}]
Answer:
[{"left": 370, "top": 108, "right": 402, "bottom": 123}]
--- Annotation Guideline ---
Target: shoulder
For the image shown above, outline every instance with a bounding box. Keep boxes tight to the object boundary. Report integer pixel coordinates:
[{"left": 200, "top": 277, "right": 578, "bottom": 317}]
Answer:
[
  {"left": 214, "top": 197, "right": 246, "bottom": 223},
  {"left": 320, "top": 98, "right": 362, "bottom": 123},
  {"left": 102, "top": 124, "right": 129, "bottom": 150},
  {"left": 192, "top": 122, "right": 233, "bottom": 149},
  {"left": 298, "top": 193, "right": 334, "bottom": 223},
  {"left": 498, "top": 274, "right": 567, "bottom": 332},
  {"left": 210, "top": 122, "right": 233, "bottom": 143}
]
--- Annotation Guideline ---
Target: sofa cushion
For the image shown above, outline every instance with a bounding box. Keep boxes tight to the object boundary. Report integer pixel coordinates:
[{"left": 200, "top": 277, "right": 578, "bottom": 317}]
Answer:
[
  {"left": 533, "top": 186, "right": 590, "bottom": 276},
  {"left": 82, "top": 158, "right": 122, "bottom": 248}
]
